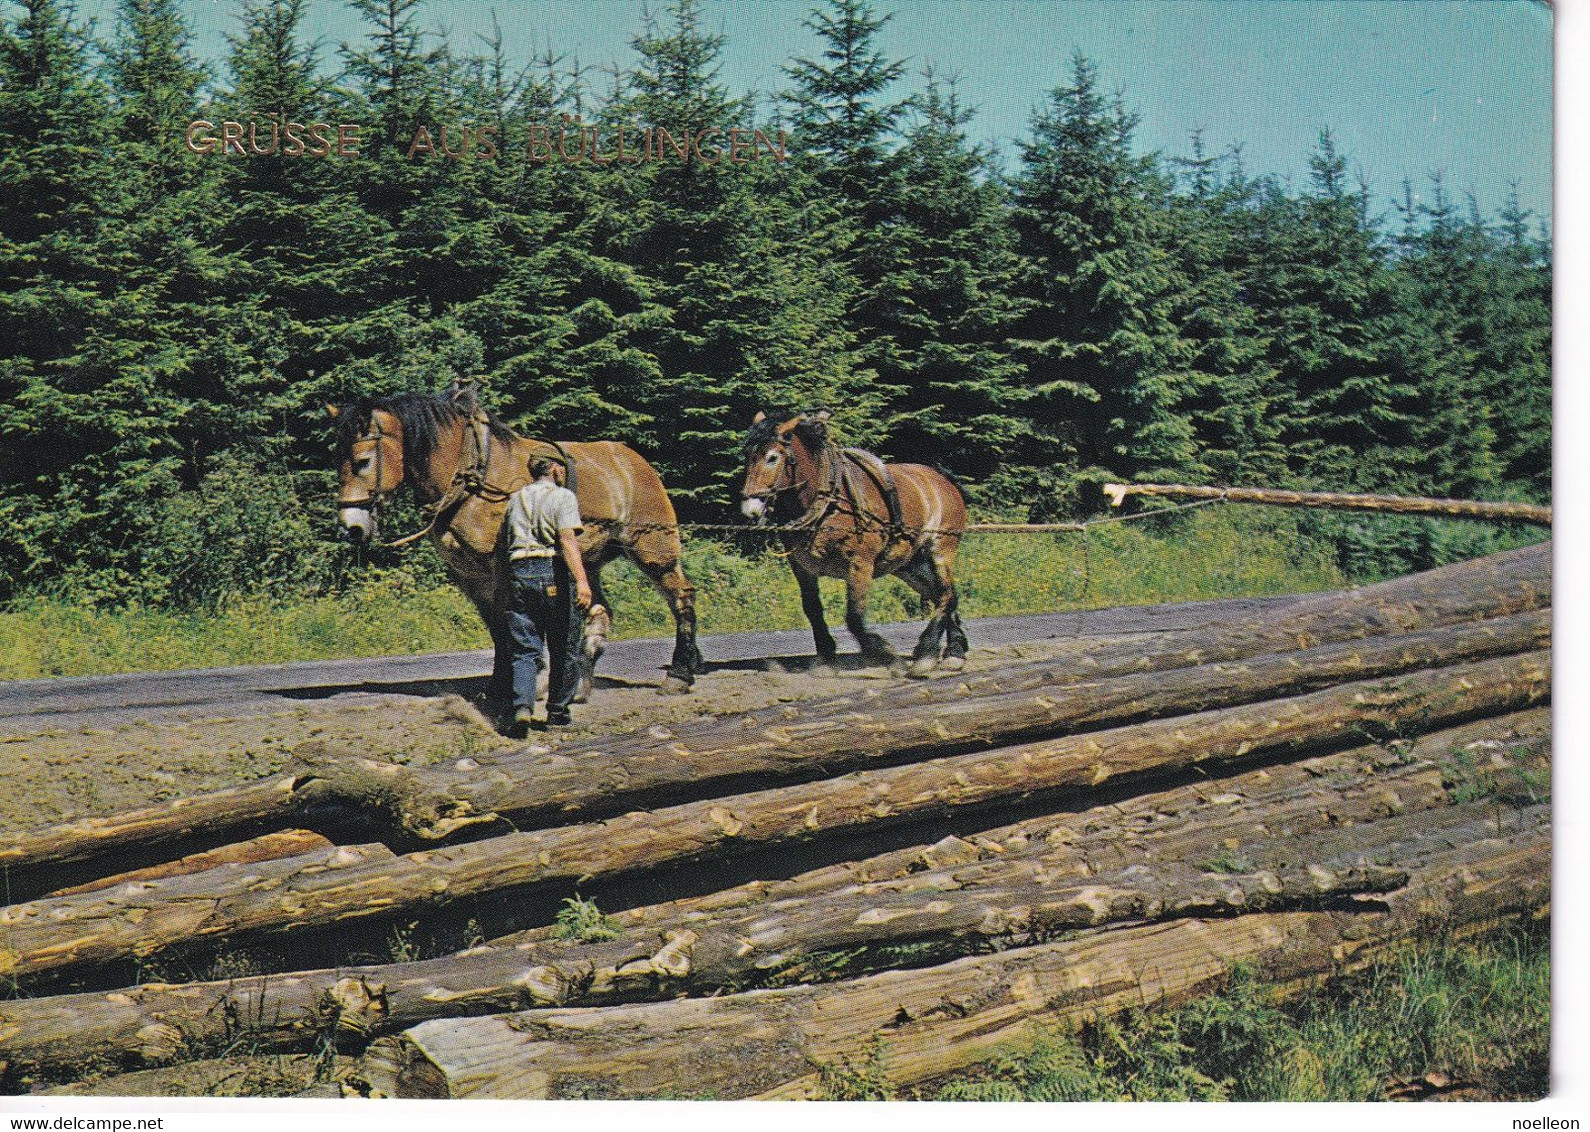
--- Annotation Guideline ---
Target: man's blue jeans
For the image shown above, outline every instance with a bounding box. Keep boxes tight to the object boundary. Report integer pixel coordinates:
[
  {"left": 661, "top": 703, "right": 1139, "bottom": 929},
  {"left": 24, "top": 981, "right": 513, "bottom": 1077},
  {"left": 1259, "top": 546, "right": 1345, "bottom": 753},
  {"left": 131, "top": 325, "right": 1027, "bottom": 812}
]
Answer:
[{"left": 507, "top": 556, "right": 579, "bottom": 720}]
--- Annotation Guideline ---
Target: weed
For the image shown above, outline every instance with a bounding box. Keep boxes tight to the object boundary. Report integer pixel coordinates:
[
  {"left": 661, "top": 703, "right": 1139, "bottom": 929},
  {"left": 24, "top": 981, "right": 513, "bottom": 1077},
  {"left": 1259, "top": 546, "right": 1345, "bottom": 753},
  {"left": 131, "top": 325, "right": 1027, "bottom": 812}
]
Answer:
[
  {"left": 550, "top": 895, "right": 623, "bottom": 942},
  {"left": 818, "top": 1038, "right": 899, "bottom": 1101},
  {"left": 1203, "top": 849, "right": 1257, "bottom": 874}
]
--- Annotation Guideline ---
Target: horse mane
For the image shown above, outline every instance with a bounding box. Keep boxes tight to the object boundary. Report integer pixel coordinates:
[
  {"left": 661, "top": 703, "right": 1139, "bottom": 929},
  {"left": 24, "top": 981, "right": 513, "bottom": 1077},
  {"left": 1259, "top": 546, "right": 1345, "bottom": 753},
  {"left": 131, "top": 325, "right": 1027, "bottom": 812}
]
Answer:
[
  {"left": 742, "top": 409, "right": 830, "bottom": 456},
  {"left": 336, "top": 390, "right": 516, "bottom": 473}
]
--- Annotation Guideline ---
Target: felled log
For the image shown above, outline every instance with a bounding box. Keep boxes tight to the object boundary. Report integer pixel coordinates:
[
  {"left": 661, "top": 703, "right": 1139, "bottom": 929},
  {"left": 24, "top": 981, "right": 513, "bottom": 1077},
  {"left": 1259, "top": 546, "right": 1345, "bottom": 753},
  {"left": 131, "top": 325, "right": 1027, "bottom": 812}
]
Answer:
[
  {"left": 45, "top": 831, "right": 334, "bottom": 898},
  {"left": 584, "top": 707, "right": 1551, "bottom": 931},
  {"left": 0, "top": 708, "right": 1545, "bottom": 1082},
  {"left": 363, "top": 819, "right": 1549, "bottom": 1099},
  {"left": 0, "top": 650, "right": 1547, "bottom": 985},
  {"left": 0, "top": 778, "right": 308, "bottom": 897},
  {"left": 410, "top": 610, "right": 1547, "bottom": 832},
  {"left": 0, "top": 543, "right": 1550, "bottom": 881},
  {"left": 1103, "top": 482, "right": 1553, "bottom": 525}
]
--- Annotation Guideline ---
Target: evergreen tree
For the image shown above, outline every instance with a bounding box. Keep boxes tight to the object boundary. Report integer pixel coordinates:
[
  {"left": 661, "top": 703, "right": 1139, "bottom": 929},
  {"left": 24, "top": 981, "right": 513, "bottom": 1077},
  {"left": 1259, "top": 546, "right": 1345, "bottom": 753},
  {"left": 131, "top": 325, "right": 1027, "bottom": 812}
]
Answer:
[
  {"left": 1248, "top": 132, "right": 1420, "bottom": 494},
  {"left": 1165, "top": 136, "right": 1287, "bottom": 485},
  {"left": 884, "top": 70, "right": 1028, "bottom": 488},
  {"left": 1008, "top": 53, "right": 1200, "bottom": 509},
  {"left": 605, "top": 0, "right": 872, "bottom": 513},
  {"left": 0, "top": 0, "right": 158, "bottom": 599},
  {"left": 780, "top": 0, "right": 910, "bottom": 410}
]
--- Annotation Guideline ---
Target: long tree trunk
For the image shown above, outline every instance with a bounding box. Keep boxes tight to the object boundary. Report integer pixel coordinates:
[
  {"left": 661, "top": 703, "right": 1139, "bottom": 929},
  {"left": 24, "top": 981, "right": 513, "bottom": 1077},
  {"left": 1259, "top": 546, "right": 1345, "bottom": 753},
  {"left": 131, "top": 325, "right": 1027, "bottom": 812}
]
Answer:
[
  {"left": 363, "top": 822, "right": 1550, "bottom": 1099},
  {"left": 1102, "top": 482, "right": 1553, "bottom": 525},
  {"left": 0, "top": 543, "right": 1549, "bottom": 883},
  {"left": 0, "top": 651, "right": 1547, "bottom": 985},
  {"left": 581, "top": 707, "right": 1550, "bottom": 934},
  {"left": 0, "top": 709, "right": 1546, "bottom": 1083},
  {"left": 403, "top": 610, "right": 1545, "bottom": 833}
]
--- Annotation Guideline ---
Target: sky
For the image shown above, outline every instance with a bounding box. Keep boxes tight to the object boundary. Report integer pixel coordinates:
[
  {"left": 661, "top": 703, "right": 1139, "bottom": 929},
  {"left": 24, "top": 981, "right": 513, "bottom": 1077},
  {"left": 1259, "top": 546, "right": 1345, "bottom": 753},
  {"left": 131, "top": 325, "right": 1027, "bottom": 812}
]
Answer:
[{"left": 80, "top": 0, "right": 1553, "bottom": 227}]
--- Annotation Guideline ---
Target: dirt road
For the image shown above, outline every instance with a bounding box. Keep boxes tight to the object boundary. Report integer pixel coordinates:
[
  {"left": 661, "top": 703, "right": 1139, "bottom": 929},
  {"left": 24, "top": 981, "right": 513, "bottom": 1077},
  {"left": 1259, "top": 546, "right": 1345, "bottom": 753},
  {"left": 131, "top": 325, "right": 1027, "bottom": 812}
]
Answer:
[{"left": 0, "top": 597, "right": 1300, "bottom": 831}]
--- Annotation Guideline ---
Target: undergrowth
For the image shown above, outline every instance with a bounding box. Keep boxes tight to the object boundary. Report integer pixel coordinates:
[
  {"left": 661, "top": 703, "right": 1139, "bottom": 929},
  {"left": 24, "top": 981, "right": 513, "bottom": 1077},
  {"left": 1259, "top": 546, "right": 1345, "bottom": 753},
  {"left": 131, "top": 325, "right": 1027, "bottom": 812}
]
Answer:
[
  {"left": 0, "top": 507, "right": 1350, "bottom": 679},
  {"left": 901, "top": 919, "right": 1549, "bottom": 1103}
]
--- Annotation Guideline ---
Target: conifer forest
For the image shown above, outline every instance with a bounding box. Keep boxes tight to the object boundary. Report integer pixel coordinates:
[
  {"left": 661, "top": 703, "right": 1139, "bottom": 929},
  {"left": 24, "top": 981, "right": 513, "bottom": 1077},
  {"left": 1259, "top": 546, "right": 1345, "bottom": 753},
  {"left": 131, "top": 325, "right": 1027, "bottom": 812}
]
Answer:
[{"left": 0, "top": 0, "right": 1552, "bottom": 612}]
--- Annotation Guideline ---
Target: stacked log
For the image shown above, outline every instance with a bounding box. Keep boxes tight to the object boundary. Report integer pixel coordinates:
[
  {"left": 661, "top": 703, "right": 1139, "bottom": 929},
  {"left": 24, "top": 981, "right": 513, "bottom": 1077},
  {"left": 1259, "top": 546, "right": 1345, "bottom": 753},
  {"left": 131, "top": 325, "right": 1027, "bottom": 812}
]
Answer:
[
  {"left": 0, "top": 544, "right": 1552, "bottom": 1098},
  {"left": 0, "top": 540, "right": 1548, "bottom": 879}
]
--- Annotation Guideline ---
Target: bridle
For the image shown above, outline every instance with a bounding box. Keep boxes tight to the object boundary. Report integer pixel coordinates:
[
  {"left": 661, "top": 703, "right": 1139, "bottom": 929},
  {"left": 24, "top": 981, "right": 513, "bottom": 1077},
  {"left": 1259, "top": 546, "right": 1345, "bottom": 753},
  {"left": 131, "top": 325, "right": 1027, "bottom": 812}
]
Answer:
[
  {"left": 743, "top": 430, "right": 872, "bottom": 533},
  {"left": 742, "top": 433, "right": 804, "bottom": 509},
  {"left": 337, "top": 415, "right": 394, "bottom": 518},
  {"left": 338, "top": 406, "right": 519, "bottom": 551}
]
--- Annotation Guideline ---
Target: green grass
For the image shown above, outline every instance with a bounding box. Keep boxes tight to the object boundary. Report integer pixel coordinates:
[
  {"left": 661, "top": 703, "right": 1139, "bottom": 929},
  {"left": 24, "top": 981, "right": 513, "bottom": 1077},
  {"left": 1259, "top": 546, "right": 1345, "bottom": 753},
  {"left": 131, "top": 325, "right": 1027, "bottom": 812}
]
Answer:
[
  {"left": 917, "top": 920, "right": 1549, "bottom": 1103},
  {"left": 0, "top": 508, "right": 1346, "bottom": 680}
]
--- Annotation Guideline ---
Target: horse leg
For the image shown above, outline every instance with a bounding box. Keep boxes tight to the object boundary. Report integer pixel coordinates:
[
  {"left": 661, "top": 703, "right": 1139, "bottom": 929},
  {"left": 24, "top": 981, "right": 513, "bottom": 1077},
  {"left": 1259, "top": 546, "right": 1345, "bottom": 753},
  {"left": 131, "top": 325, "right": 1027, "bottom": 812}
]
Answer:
[
  {"left": 464, "top": 575, "right": 514, "bottom": 707},
  {"left": 933, "top": 545, "right": 969, "bottom": 672},
  {"left": 893, "top": 549, "right": 948, "bottom": 678},
  {"left": 906, "top": 545, "right": 962, "bottom": 679},
  {"left": 844, "top": 559, "right": 896, "bottom": 668},
  {"left": 625, "top": 546, "right": 699, "bottom": 695},
  {"left": 793, "top": 561, "right": 838, "bottom": 665}
]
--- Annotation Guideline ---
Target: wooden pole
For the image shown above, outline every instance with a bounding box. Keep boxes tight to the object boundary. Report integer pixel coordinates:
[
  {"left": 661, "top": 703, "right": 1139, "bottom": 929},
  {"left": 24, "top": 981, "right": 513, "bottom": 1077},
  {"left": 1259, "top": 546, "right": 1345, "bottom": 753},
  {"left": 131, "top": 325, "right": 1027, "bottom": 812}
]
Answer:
[
  {"left": 1102, "top": 482, "right": 1552, "bottom": 525},
  {"left": 0, "top": 709, "right": 1546, "bottom": 1083},
  {"left": 0, "top": 650, "right": 1547, "bottom": 985},
  {"left": 361, "top": 823, "right": 1550, "bottom": 1099}
]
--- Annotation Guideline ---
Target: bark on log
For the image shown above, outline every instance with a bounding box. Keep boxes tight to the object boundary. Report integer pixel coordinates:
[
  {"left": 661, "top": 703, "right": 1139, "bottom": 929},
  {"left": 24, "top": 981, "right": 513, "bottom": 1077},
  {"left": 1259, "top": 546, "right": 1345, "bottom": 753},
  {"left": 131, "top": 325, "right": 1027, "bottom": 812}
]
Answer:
[
  {"left": 0, "top": 711, "right": 1545, "bottom": 1082},
  {"left": 1102, "top": 482, "right": 1553, "bottom": 525},
  {"left": 0, "top": 544, "right": 1549, "bottom": 880},
  {"left": 0, "top": 651, "right": 1547, "bottom": 985},
  {"left": 45, "top": 831, "right": 335, "bottom": 898},
  {"left": 413, "top": 610, "right": 1546, "bottom": 833},
  {"left": 585, "top": 708, "right": 1551, "bottom": 933},
  {"left": 0, "top": 778, "right": 309, "bottom": 895},
  {"left": 365, "top": 822, "right": 1549, "bottom": 1099}
]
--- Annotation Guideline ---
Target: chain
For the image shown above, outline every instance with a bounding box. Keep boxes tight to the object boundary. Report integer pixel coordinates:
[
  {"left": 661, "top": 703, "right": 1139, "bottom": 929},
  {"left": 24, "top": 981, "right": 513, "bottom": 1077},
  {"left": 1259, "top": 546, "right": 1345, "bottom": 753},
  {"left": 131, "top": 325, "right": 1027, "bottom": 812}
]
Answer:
[{"left": 583, "top": 493, "right": 1227, "bottom": 541}]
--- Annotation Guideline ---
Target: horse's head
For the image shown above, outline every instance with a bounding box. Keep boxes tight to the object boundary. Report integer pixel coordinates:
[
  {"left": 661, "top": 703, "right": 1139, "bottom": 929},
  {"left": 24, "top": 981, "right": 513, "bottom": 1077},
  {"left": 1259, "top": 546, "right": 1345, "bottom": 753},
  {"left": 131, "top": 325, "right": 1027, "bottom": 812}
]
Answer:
[
  {"left": 739, "top": 409, "right": 829, "bottom": 522},
  {"left": 329, "top": 398, "right": 405, "bottom": 544}
]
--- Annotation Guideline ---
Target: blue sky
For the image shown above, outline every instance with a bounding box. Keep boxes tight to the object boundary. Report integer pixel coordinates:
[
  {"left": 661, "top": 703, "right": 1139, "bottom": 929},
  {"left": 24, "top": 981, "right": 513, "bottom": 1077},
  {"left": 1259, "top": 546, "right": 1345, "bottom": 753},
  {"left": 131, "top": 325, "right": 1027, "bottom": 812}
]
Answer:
[{"left": 88, "top": 0, "right": 1552, "bottom": 226}]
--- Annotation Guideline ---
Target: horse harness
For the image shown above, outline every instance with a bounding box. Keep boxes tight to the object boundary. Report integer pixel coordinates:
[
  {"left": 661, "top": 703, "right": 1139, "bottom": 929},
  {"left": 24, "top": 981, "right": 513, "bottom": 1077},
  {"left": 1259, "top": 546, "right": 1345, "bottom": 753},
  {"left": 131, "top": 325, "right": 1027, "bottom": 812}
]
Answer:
[
  {"left": 757, "top": 434, "right": 906, "bottom": 541},
  {"left": 345, "top": 408, "right": 577, "bottom": 551}
]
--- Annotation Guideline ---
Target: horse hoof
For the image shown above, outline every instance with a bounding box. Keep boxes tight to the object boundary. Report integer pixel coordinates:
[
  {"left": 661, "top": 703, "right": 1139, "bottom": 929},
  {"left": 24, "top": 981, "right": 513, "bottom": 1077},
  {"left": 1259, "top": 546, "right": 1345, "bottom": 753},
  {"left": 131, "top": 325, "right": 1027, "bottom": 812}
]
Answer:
[
  {"left": 938, "top": 655, "right": 966, "bottom": 673},
  {"left": 887, "top": 659, "right": 911, "bottom": 678},
  {"left": 906, "top": 657, "right": 938, "bottom": 679},
  {"left": 657, "top": 675, "right": 694, "bottom": 696},
  {"left": 572, "top": 679, "right": 592, "bottom": 705}
]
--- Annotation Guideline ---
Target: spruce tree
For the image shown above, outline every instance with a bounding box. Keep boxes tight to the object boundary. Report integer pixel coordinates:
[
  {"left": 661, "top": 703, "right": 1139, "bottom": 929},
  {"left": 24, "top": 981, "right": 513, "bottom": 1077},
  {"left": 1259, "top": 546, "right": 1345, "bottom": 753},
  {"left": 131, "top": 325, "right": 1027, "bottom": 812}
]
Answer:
[
  {"left": 1008, "top": 53, "right": 1200, "bottom": 510},
  {"left": 885, "top": 70, "right": 1028, "bottom": 489}
]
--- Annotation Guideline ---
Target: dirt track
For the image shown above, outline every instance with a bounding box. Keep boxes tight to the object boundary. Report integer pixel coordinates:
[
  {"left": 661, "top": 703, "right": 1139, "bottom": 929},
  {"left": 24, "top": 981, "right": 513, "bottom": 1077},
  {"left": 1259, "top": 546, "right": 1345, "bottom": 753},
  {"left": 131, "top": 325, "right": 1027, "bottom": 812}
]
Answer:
[{"left": 0, "top": 598, "right": 1301, "bottom": 832}]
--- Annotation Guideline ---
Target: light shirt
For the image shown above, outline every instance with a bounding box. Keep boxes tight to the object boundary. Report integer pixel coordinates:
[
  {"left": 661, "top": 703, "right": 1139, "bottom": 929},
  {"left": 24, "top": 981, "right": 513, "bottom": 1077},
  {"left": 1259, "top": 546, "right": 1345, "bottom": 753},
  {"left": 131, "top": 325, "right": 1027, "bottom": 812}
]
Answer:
[{"left": 506, "top": 478, "right": 583, "bottom": 560}]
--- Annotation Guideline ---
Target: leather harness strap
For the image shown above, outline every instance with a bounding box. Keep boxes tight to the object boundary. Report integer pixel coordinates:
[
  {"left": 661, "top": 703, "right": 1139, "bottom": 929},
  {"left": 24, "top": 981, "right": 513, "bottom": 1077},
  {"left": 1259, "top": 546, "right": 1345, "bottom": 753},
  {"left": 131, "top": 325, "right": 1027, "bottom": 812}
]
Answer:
[{"left": 842, "top": 447, "right": 905, "bottom": 540}]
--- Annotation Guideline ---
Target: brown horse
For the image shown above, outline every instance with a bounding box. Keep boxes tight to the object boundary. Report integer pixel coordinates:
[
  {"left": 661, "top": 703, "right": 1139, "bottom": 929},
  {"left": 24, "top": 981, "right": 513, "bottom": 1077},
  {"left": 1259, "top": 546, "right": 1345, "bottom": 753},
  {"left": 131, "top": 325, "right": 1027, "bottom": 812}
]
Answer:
[
  {"left": 739, "top": 409, "right": 969, "bottom": 678},
  {"left": 331, "top": 388, "right": 703, "bottom": 697}
]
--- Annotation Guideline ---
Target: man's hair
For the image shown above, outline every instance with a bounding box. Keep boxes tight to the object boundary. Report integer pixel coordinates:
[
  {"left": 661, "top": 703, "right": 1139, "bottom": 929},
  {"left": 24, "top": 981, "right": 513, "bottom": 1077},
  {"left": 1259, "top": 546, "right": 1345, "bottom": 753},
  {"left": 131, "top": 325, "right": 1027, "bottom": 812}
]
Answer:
[{"left": 529, "top": 455, "right": 563, "bottom": 479}]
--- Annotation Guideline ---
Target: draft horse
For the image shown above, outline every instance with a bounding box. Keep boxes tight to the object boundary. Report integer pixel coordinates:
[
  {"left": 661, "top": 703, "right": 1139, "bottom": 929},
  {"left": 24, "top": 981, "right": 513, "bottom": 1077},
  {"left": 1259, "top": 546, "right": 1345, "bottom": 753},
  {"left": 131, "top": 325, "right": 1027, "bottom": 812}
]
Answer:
[
  {"left": 331, "top": 387, "right": 704, "bottom": 698},
  {"left": 739, "top": 409, "right": 969, "bottom": 678}
]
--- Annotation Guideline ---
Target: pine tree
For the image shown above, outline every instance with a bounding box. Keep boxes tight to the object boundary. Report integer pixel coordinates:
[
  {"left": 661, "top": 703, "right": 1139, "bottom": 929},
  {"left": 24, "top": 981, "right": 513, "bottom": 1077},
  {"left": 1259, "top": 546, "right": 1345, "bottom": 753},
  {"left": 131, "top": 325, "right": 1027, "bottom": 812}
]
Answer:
[
  {"left": 0, "top": 0, "right": 155, "bottom": 599},
  {"left": 884, "top": 70, "right": 1028, "bottom": 489},
  {"left": 601, "top": 0, "right": 872, "bottom": 513},
  {"left": 780, "top": 0, "right": 910, "bottom": 412},
  {"left": 1008, "top": 54, "right": 1200, "bottom": 510},
  {"left": 1165, "top": 136, "right": 1287, "bottom": 485},
  {"left": 1248, "top": 132, "right": 1420, "bottom": 494}
]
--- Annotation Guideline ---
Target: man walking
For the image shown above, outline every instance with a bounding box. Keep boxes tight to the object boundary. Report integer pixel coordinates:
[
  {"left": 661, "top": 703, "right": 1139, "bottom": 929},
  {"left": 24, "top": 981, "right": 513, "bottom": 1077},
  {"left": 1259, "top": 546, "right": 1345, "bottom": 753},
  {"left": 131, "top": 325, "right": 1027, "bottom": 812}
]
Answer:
[{"left": 504, "top": 454, "right": 592, "bottom": 733}]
